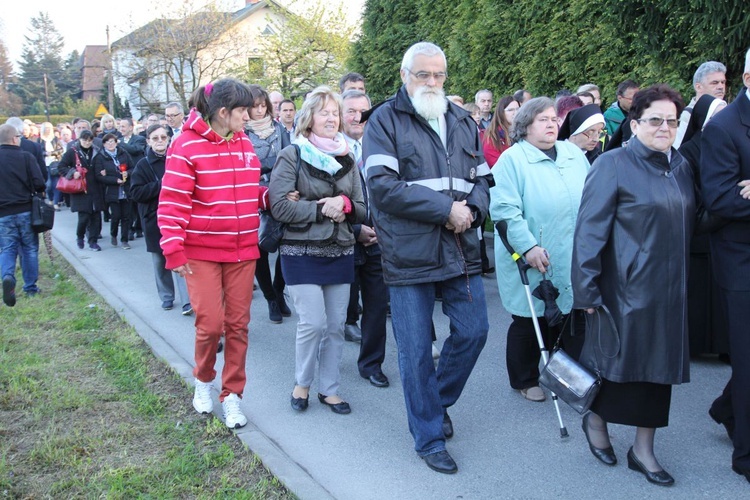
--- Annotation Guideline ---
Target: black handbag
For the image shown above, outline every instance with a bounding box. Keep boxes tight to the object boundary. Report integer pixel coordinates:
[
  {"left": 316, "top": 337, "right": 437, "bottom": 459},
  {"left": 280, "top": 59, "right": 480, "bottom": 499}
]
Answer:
[
  {"left": 538, "top": 306, "right": 618, "bottom": 414},
  {"left": 25, "top": 160, "right": 55, "bottom": 233},
  {"left": 258, "top": 145, "right": 300, "bottom": 253}
]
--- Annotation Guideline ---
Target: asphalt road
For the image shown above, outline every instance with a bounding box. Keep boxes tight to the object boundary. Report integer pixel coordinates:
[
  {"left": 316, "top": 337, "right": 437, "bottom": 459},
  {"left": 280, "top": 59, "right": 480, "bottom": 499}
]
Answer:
[{"left": 49, "top": 209, "right": 745, "bottom": 499}]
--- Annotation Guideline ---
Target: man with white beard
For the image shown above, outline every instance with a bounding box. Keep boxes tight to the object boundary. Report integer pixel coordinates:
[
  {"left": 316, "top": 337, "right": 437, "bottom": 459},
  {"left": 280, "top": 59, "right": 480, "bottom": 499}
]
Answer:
[{"left": 363, "top": 42, "right": 491, "bottom": 474}]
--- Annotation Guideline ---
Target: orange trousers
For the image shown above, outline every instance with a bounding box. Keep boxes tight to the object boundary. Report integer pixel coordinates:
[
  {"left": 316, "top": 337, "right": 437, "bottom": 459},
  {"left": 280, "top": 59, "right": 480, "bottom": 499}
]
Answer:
[{"left": 186, "top": 259, "right": 256, "bottom": 401}]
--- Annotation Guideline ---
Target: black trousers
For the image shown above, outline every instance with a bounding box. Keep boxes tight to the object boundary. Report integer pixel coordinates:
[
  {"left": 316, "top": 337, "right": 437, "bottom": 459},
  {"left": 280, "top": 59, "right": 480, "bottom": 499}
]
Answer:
[
  {"left": 256, "top": 249, "right": 285, "bottom": 301},
  {"left": 108, "top": 200, "right": 131, "bottom": 242},
  {"left": 76, "top": 211, "right": 102, "bottom": 244},
  {"left": 506, "top": 312, "right": 584, "bottom": 390},
  {"left": 130, "top": 201, "right": 142, "bottom": 232},
  {"left": 710, "top": 287, "right": 750, "bottom": 472},
  {"left": 353, "top": 252, "right": 389, "bottom": 377}
]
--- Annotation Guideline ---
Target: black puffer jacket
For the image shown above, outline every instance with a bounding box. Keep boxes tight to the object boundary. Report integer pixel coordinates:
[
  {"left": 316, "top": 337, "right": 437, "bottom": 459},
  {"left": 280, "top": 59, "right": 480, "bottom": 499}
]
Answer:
[
  {"left": 572, "top": 136, "right": 695, "bottom": 385},
  {"left": 363, "top": 85, "right": 491, "bottom": 285}
]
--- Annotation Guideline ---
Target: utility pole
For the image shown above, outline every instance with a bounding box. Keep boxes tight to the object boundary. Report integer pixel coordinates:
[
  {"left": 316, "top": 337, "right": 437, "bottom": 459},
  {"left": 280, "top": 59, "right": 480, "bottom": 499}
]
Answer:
[
  {"left": 43, "top": 73, "right": 50, "bottom": 122},
  {"left": 106, "top": 25, "right": 114, "bottom": 114}
]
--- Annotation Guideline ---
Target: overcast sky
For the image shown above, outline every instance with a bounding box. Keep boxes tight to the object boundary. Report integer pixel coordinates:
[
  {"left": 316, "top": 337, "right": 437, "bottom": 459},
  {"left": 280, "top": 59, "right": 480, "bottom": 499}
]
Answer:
[{"left": 1, "top": 0, "right": 363, "bottom": 71}]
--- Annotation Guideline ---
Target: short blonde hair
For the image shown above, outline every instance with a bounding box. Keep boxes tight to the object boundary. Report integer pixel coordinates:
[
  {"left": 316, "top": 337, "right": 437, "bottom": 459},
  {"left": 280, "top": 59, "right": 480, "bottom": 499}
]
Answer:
[{"left": 294, "top": 86, "right": 343, "bottom": 139}]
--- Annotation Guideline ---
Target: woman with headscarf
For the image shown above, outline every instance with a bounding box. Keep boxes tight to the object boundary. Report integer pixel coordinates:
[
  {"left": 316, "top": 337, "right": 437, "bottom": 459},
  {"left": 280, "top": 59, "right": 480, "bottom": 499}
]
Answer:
[
  {"left": 244, "top": 85, "right": 291, "bottom": 324},
  {"left": 678, "top": 94, "right": 728, "bottom": 357},
  {"left": 269, "top": 86, "right": 366, "bottom": 414},
  {"left": 559, "top": 104, "right": 607, "bottom": 165}
]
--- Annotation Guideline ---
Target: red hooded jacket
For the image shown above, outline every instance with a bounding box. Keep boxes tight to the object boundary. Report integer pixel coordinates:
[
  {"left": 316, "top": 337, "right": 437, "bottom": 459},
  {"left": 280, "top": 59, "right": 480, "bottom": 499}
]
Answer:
[{"left": 157, "top": 108, "right": 268, "bottom": 269}]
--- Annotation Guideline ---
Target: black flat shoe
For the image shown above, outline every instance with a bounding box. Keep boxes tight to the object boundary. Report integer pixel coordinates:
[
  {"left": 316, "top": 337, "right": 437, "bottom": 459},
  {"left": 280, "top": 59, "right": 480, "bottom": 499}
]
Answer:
[
  {"left": 291, "top": 393, "right": 308, "bottom": 412},
  {"left": 422, "top": 450, "right": 457, "bottom": 474},
  {"left": 367, "top": 372, "right": 389, "bottom": 388},
  {"left": 318, "top": 393, "right": 351, "bottom": 414},
  {"left": 627, "top": 447, "right": 674, "bottom": 486},
  {"left": 733, "top": 464, "right": 750, "bottom": 483},
  {"left": 443, "top": 411, "right": 453, "bottom": 439},
  {"left": 581, "top": 413, "right": 616, "bottom": 465}
]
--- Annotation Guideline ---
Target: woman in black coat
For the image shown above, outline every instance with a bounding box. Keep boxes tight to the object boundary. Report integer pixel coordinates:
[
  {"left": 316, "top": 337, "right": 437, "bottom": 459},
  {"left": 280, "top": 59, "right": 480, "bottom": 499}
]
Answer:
[
  {"left": 678, "top": 94, "right": 729, "bottom": 357},
  {"left": 56, "top": 130, "right": 105, "bottom": 251},
  {"left": 94, "top": 133, "right": 134, "bottom": 249},
  {"left": 129, "top": 124, "right": 191, "bottom": 312},
  {"left": 572, "top": 85, "right": 695, "bottom": 486}
]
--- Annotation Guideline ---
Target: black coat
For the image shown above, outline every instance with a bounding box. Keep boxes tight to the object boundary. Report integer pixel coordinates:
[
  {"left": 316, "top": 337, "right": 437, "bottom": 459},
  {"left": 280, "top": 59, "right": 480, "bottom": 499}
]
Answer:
[
  {"left": 0, "top": 145, "right": 45, "bottom": 217},
  {"left": 21, "top": 137, "right": 47, "bottom": 181},
  {"left": 572, "top": 137, "right": 695, "bottom": 385},
  {"left": 57, "top": 145, "right": 104, "bottom": 213},
  {"left": 94, "top": 146, "right": 134, "bottom": 203},
  {"left": 129, "top": 148, "right": 165, "bottom": 253},
  {"left": 120, "top": 134, "right": 147, "bottom": 165}
]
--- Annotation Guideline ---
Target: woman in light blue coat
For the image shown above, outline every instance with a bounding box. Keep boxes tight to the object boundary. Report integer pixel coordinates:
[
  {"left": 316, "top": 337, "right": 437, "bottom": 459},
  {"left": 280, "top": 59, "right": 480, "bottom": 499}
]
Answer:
[{"left": 490, "top": 97, "right": 589, "bottom": 402}]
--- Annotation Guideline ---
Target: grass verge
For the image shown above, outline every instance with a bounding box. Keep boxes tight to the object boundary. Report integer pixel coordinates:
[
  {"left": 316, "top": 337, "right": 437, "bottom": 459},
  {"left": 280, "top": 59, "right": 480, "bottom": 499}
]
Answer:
[{"left": 0, "top": 250, "right": 293, "bottom": 499}]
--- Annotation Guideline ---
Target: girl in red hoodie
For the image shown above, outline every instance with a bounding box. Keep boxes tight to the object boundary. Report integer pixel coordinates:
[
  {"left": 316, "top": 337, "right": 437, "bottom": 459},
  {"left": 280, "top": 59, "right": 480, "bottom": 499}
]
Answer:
[{"left": 158, "top": 78, "right": 267, "bottom": 429}]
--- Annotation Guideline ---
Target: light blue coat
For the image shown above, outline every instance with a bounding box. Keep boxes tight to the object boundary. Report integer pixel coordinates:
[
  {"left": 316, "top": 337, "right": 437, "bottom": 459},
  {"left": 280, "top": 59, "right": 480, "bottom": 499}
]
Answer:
[{"left": 490, "top": 140, "right": 589, "bottom": 317}]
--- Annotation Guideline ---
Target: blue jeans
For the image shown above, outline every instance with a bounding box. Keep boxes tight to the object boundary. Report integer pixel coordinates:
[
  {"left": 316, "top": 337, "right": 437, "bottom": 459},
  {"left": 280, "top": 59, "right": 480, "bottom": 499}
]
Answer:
[
  {"left": 389, "top": 274, "right": 489, "bottom": 456},
  {"left": 0, "top": 212, "right": 40, "bottom": 293}
]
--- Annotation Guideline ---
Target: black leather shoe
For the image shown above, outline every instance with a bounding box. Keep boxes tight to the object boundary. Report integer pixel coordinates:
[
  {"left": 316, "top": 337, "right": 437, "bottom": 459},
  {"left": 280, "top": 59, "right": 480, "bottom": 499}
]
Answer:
[
  {"left": 277, "top": 295, "right": 292, "bottom": 317},
  {"left": 442, "top": 411, "right": 453, "bottom": 439},
  {"left": 422, "top": 450, "right": 457, "bottom": 474},
  {"left": 344, "top": 324, "right": 362, "bottom": 343},
  {"left": 268, "top": 300, "right": 282, "bottom": 324},
  {"left": 709, "top": 407, "right": 735, "bottom": 440},
  {"left": 367, "top": 372, "right": 389, "bottom": 388},
  {"left": 733, "top": 464, "right": 750, "bottom": 483},
  {"left": 581, "top": 413, "right": 616, "bottom": 465},
  {"left": 627, "top": 447, "right": 674, "bottom": 486},
  {"left": 318, "top": 393, "right": 351, "bottom": 414},
  {"left": 290, "top": 394, "right": 308, "bottom": 412}
]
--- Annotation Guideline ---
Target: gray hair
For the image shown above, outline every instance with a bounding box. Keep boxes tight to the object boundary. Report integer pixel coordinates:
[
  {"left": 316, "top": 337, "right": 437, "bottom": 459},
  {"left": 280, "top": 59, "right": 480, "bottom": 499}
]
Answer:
[
  {"left": 745, "top": 48, "right": 750, "bottom": 74},
  {"left": 341, "top": 89, "right": 371, "bottom": 107},
  {"left": 5, "top": 117, "right": 24, "bottom": 134},
  {"left": 576, "top": 83, "right": 600, "bottom": 94},
  {"left": 475, "top": 89, "right": 492, "bottom": 101},
  {"left": 509, "top": 97, "right": 555, "bottom": 143},
  {"left": 401, "top": 42, "right": 446, "bottom": 72},
  {"left": 693, "top": 61, "right": 727, "bottom": 85},
  {"left": 294, "top": 86, "right": 343, "bottom": 139},
  {"left": 165, "top": 102, "right": 184, "bottom": 113},
  {"left": 0, "top": 124, "right": 18, "bottom": 144}
]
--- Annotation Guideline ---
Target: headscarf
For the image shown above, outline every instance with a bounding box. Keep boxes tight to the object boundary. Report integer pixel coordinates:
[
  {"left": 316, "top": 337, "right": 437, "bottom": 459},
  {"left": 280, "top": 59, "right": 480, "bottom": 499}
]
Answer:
[
  {"left": 681, "top": 94, "right": 726, "bottom": 146},
  {"left": 293, "top": 132, "right": 350, "bottom": 176},
  {"left": 558, "top": 104, "right": 605, "bottom": 140}
]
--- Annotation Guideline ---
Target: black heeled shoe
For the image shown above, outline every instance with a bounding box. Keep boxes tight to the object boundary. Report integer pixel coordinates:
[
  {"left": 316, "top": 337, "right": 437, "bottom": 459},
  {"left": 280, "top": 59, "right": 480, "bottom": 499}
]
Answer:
[
  {"left": 581, "top": 413, "right": 617, "bottom": 466},
  {"left": 290, "top": 393, "right": 308, "bottom": 412},
  {"left": 627, "top": 447, "right": 674, "bottom": 486},
  {"left": 318, "top": 393, "right": 351, "bottom": 414}
]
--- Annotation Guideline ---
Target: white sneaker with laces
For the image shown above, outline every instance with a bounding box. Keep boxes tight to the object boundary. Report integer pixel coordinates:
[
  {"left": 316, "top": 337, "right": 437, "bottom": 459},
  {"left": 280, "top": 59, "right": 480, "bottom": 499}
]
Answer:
[
  {"left": 223, "top": 393, "right": 247, "bottom": 429},
  {"left": 193, "top": 378, "right": 214, "bottom": 414}
]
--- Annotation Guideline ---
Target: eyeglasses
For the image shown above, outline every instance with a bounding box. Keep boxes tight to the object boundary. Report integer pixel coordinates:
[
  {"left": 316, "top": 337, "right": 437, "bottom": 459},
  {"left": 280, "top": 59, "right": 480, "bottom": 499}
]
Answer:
[
  {"left": 637, "top": 117, "right": 680, "bottom": 128},
  {"left": 165, "top": 113, "right": 182, "bottom": 119},
  {"left": 405, "top": 69, "right": 447, "bottom": 82},
  {"left": 581, "top": 129, "right": 606, "bottom": 141},
  {"left": 149, "top": 135, "right": 169, "bottom": 142},
  {"left": 504, "top": 106, "right": 519, "bottom": 113},
  {"left": 15, "top": 134, "right": 23, "bottom": 138}
]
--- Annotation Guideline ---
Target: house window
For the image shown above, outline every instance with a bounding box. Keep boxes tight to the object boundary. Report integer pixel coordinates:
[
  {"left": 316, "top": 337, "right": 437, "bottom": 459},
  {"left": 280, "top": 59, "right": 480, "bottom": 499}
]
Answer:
[{"left": 247, "top": 57, "right": 264, "bottom": 80}]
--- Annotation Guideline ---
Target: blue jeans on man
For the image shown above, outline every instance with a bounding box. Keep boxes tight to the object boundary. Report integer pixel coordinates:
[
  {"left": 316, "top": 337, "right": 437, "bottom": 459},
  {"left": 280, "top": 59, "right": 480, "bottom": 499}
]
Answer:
[
  {"left": 0, "top": 212, "right": 40, "bottom": 294},
  {"left": 389, "top": 273, "right": 488, "bottom": 456}
]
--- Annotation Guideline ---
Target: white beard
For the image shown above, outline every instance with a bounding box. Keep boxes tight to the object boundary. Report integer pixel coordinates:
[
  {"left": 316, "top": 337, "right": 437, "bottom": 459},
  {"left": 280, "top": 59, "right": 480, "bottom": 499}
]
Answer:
[{"left": 412, "top": 86, "right": 448, "bottom": 121}]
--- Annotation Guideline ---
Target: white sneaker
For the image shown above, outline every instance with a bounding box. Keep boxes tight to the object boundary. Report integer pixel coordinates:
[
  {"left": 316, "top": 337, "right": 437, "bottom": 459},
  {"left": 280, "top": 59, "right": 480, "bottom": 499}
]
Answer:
[
  {"left": 193, "top": 378, "right": 214, "bottom": 414},
  {"left": 223, "top": 393, "right": 248, "bottom": 429}
]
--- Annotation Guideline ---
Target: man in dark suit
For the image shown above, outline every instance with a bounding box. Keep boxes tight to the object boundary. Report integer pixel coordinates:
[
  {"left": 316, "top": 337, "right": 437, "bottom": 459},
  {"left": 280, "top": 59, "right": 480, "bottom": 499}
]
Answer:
[
  {"left": 700, "top": 48, "right": 750, "bottom": 484},
  {"left": 5, "top": 117, "right": 46, "bottom": 181}
]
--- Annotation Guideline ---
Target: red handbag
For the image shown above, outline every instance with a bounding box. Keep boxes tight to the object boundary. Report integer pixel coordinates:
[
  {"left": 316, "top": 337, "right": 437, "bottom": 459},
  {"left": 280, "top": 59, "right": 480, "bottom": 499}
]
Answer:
[{"left": 56, "top": 151, "right": 88, "bottom": 194}]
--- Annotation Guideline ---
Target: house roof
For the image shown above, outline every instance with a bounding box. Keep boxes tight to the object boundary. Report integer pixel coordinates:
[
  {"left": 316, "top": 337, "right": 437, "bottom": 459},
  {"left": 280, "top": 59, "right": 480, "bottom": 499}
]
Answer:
[
  {"left": 112, "top": 0, "right": 287, "bottom": 49},
  {"left": 80, "top": 45, "right": 108, "bottom": 68}
]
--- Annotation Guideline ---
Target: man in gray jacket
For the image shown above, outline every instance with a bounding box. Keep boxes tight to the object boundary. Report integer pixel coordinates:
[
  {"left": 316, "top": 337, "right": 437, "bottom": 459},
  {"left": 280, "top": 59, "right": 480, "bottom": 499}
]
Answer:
[{"left": 363, "top": 41, "right": 491, "bottom": 474}]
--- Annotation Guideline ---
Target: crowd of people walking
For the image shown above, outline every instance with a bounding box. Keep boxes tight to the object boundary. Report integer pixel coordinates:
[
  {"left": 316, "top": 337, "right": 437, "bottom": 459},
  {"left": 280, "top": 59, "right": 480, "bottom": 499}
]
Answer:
[{"left": 2, "top": 42, "right": 749, "bottom": 488}]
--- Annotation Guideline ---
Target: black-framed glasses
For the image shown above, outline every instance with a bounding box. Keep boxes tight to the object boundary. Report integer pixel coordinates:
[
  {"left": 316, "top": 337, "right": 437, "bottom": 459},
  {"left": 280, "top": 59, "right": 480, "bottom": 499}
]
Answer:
[
  {"left": 405, "top": 69, "right": 447, "bottom": 82},
  {"left": 637, "top": 117, "right": 680, "bottom": 128}
]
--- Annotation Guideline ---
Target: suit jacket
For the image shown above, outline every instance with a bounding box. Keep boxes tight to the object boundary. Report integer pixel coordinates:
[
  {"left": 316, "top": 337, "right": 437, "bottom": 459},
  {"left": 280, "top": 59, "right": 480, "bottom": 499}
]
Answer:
[
  {"left": 120, "top": 134, "right": 146, "bottom": 165},
  {"left": 21, "top": 137, "right": 47, "bottom": 181},
  {"left": 700, "top": 89, "right": 750, "bottom": 290}
]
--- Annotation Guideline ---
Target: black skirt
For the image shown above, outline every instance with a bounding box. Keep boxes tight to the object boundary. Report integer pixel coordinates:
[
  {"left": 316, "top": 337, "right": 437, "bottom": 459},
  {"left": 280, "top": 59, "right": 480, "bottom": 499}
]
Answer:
[{"left": 590, "top": 378, "right": 672, "bottom": 428}]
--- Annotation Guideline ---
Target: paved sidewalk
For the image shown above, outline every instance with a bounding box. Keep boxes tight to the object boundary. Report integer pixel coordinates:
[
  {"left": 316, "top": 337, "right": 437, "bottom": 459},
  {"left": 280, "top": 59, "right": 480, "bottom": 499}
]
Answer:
[{"left": 49, "top": 209, "right": 744, "bottom": 499}]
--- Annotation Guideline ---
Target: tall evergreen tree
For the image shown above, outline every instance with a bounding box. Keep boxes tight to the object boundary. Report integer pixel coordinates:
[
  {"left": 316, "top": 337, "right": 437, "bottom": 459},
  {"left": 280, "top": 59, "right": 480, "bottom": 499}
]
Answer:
[
  {"left": 0, "top": 37, "right": 23, "bottom": 115},
  {"left": 15, "top": 12, "right": 67, "bottom": 114}
]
